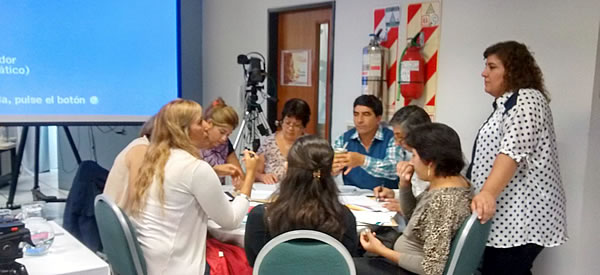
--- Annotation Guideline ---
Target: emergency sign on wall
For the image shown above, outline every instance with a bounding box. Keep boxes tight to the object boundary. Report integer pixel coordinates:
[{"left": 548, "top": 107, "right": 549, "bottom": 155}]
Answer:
[{"left": 399, "top": 2, "right": 441, "bottom": 120}]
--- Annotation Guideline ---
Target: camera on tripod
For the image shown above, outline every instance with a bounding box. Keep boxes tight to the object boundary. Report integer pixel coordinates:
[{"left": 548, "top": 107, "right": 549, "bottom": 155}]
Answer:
[
  {"left": 237, "top": 54, "right": 266, "bottom": 85},
  {"left": 0, "top": 216, "right": 34, "bottom": 275},
  {"left": 233, "top": 53, "right": 273, "bottom": 152}
]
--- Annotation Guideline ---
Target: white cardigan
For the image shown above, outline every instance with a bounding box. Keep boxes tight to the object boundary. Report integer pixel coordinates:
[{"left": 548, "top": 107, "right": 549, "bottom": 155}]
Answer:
[{"left": 131, "top": 149, "right": 249, "bottom": 275}]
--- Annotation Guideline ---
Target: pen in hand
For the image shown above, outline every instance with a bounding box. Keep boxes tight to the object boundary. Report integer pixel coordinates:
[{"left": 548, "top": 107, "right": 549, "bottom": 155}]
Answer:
[{"left": 375, "top": 184, "right": 384, "bottom": 202}]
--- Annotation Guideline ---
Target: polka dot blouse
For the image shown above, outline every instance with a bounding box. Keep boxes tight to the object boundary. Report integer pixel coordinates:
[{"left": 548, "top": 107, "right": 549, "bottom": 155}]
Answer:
[{"left": 471, "top": 89, "right": 568, "bottom": 248}]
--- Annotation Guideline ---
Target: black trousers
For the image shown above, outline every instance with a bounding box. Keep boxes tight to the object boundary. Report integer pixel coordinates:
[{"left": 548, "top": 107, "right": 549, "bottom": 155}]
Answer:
[{"left": 481, "top": 244, "right": 544, "bottom": 275}]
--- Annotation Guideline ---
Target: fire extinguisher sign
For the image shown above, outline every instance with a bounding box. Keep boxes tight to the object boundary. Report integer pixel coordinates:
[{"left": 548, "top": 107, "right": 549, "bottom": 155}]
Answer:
[
  {"left": 400, "top": 1, "right": 441, "bottom": 120},
  {"left": 400, "top": 60, "right": 419, "bottom": 82},
  {"left": 372, "top": 6, "right": 401, "bottom": 120}
]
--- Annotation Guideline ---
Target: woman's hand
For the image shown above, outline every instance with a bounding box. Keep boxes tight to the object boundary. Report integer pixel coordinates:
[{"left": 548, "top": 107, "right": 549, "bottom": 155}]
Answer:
[
  {"left": 382, "top": 198, "right": 402, "bottom": 213},
  {"left": 242, "top": 150, "right": 258, "bottom": 172},
  {"left": 360, "top": 230, "right": 385, "bottom": 255},
  {"left": 231, "top": 176, "right": 243, "bottom": 190},
  {"left": 471, "top": 190, "right": 497, "bottom": 223},
  {"left": 396, "top": 161, "right": 414, "bottom": 188},
  {"left": 373, "top": 186, "right": 395, "bottom": 200},
  {"left": 238, "top": 150, "right": 258, "bottom": 196},
  {"left": 256, "top": 173, "right": 278, "bottom": 184},
  {"left": 213, "top": 164, "right": 244, "bottom": 178}
]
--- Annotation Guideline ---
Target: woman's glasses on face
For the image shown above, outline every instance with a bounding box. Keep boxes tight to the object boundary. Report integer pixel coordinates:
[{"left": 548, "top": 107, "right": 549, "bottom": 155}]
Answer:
[{"left": 282, "top": 119, "right": 303, "bottom": 130}]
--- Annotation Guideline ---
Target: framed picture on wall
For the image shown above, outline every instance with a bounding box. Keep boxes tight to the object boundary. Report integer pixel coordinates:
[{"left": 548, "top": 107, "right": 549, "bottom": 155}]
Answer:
[{"left": 280, "top": 49, "right": 311, "bottom": 86}]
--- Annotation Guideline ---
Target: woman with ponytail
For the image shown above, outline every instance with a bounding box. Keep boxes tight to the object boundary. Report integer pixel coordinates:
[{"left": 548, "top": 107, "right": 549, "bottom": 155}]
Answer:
[
  {"left": 244, "top": 135, "right": 358, "bottom": 267},
  {"left": 123, "top": 99, "right": 258, "bottom": 275}
]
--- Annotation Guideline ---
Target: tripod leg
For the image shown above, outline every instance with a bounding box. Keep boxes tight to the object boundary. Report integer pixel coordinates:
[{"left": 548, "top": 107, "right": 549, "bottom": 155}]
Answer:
[
  {"left": 233, "top": 111, "right": 249, "bottom": 150},
  {"left": 256, "top": 110, "right": 273, "bottom": 136},
  {"left": 6, "top": 127, "right": 28, "bottom": 209},
  {"left": 34, "top": 126, "right": 40, "bottom": 189}
]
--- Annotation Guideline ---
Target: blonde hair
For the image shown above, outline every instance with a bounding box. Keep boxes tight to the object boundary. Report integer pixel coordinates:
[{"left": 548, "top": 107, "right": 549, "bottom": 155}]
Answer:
[
  {"left": 124, "top": 99, "right": 203, "bottom": 217},
  {"left": 204, "top": 97, "right": 239, "bottom": 129}
]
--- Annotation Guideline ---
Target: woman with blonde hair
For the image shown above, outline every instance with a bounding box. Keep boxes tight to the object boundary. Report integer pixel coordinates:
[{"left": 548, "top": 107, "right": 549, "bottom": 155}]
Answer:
[
  {"left": 201, "top": 97, "right": 245, "bottom": 186},
  {"left": 124, "top": 99, "right": 258, "bottom": 275}
]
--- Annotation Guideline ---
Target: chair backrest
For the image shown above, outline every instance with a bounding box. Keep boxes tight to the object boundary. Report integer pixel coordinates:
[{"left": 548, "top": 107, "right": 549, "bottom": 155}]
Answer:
[
  {"left": 253, "top": 230, "right": 356, "bottom": 275},
  {"left": 443, "top": 212, "right": 492, "bottom": 275},
  {"left": 94, "top": 194, "right": 147, "bottom": 275}
]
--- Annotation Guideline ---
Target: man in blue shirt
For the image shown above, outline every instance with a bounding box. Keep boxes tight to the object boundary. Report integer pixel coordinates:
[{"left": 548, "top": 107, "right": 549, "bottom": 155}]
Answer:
[{"left": 332, "top": 95, "right": 402, "bottom": 189}]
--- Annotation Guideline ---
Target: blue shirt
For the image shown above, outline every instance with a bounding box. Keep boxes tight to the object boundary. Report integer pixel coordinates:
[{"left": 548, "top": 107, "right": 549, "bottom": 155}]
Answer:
[{"left": 333, "top": 125, "right": 403, "bottom": 189}]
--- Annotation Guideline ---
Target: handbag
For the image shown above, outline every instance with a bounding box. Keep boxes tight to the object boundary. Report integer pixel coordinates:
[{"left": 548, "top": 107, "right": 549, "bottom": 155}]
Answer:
[{"left": 206, "top": 237, "right": 252, "bottom": 275}]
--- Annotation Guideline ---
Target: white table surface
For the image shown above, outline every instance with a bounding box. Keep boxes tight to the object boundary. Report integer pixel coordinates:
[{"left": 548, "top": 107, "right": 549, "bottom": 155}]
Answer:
[{"left": 17, "top": 221, "right": 110, "bottom": 275}]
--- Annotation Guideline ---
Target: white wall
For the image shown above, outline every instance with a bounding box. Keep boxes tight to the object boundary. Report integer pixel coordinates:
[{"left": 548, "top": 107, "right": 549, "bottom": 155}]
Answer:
[
  {"left": 579, "top": 22, "right": 600, "bottom": 275},
  {"left": 202, "top": 0, "right": 319, "bottom": 120},
  {"left": 203, "top": 0, "right": 600, "bottom": 273},
  {"left": 437, "top": 1, "right": 600, "bottom": 274}
]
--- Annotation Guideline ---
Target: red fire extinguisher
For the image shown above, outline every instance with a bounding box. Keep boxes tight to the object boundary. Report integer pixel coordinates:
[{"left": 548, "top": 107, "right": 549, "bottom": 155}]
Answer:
[{"left": 399, "top": 33, "right": 425, "bottom": 100}]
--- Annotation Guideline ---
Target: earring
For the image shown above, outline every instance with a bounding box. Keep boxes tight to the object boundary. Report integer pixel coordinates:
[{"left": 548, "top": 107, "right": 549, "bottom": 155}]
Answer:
[{"left": 427, "top": 166, "right": 431, "bottom": 177}]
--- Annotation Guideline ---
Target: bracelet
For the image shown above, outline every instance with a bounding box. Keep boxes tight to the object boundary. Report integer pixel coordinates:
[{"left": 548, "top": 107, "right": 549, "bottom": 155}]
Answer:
[{"left": 237, "top": 193, "right": 250, "bottom": 201}]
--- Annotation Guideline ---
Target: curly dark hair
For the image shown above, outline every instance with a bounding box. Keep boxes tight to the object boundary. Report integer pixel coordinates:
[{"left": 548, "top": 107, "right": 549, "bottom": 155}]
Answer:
[
  {"left": 484, "top": 41, "right": 549, "bottom": 101},
  {"left": 265, "top": 135, "right": 346, "bottom": 239}
]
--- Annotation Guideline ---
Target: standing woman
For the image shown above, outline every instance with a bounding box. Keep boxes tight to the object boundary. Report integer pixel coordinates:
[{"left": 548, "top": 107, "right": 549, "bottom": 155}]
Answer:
[
  {"left": 124, "top": 99, "right": 258, "bottom": 275},
  {"left": 469, "top": 41, "right": 568, "bottom": 274}
]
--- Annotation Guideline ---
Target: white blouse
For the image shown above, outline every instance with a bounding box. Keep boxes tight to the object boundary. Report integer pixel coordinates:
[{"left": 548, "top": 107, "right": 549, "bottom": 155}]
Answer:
[
  {"left": 131, "top": 149, "right": 249, "bottom": 275},
  {"left": 470, "top": 89, "right": 568, "bottom": 248}
]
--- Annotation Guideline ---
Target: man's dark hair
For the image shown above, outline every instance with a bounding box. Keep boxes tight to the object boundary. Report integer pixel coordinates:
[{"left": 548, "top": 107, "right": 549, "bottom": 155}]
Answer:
[{"left": 353, "top": 95, "right": 383, "bottom": 117}]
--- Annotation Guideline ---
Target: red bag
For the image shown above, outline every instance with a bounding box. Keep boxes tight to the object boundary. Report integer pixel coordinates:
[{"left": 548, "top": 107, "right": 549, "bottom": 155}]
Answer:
[{"left": 206, "top": 237, "right": 252, "bottom": 275}]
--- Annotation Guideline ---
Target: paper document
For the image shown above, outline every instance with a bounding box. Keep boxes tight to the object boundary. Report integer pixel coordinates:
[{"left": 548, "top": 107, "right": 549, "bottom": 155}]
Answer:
[
  {"left": 340, "top": 195, "right": 390, "bottom": 212},
  {"left": 351, "top": 211, "right": 396, "bottom": 226}
]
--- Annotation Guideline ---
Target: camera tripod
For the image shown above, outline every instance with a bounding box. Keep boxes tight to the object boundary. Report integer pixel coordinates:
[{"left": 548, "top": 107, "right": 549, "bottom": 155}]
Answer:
[{"left": 233, "top": 85, "right": 272, "bottom": 154}]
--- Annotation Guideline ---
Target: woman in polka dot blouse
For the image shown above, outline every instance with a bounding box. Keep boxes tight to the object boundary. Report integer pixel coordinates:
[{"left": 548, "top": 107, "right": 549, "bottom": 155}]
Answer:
[{"left": 468, "top": 41, "right": 568, "bottom": 274}]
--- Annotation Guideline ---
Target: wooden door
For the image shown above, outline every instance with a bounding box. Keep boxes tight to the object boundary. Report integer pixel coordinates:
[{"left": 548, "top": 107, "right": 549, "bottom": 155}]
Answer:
[{"left": 274, "top": 7, "right": 333, "bottom": 139}]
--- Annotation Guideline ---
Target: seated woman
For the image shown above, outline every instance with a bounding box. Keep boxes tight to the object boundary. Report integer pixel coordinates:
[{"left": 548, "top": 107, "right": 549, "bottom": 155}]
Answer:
[
  {"left": 356, "top": 123, "right": 472, "bottom": 275},
  {"left": 245, "top": 135, "right": 358, "bottom": 266},
  {"left": 200, "top": 97, "right": 245, "bottom": 186},
  {"left": 123, "top": 99, "right": 258, "bottom": 275},
  {"left": 256, "top": 98, "right": 310, "bottom": 184},
  {"left": 103, "top": 115, "right": 154, "bottom": 207}
]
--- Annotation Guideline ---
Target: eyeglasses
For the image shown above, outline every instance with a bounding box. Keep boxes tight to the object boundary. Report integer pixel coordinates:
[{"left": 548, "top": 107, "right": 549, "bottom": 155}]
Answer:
[
  {"left": 394, "top": 134, "right": 406, "bottom": 144},
  {"left": 282, "top": 119, "right": 304, "bottom": 129}
]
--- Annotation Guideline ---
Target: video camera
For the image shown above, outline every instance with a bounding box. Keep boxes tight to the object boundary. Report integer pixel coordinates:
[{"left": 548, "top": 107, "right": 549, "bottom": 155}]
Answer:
[
  {"left": 237, "top": 54, "right": 266, "bottom": 86},
  {"left": 0, "top": 216, "right": 34, "bottom": 275}
]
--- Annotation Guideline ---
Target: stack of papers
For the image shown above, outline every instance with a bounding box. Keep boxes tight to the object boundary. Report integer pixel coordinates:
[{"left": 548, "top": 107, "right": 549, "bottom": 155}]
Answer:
[
  {"left": 251, "top": 183, "right": 277, "bottom": 201},
  {"left": 340, "top": 195, "right": 389, "bottom": 212}
]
